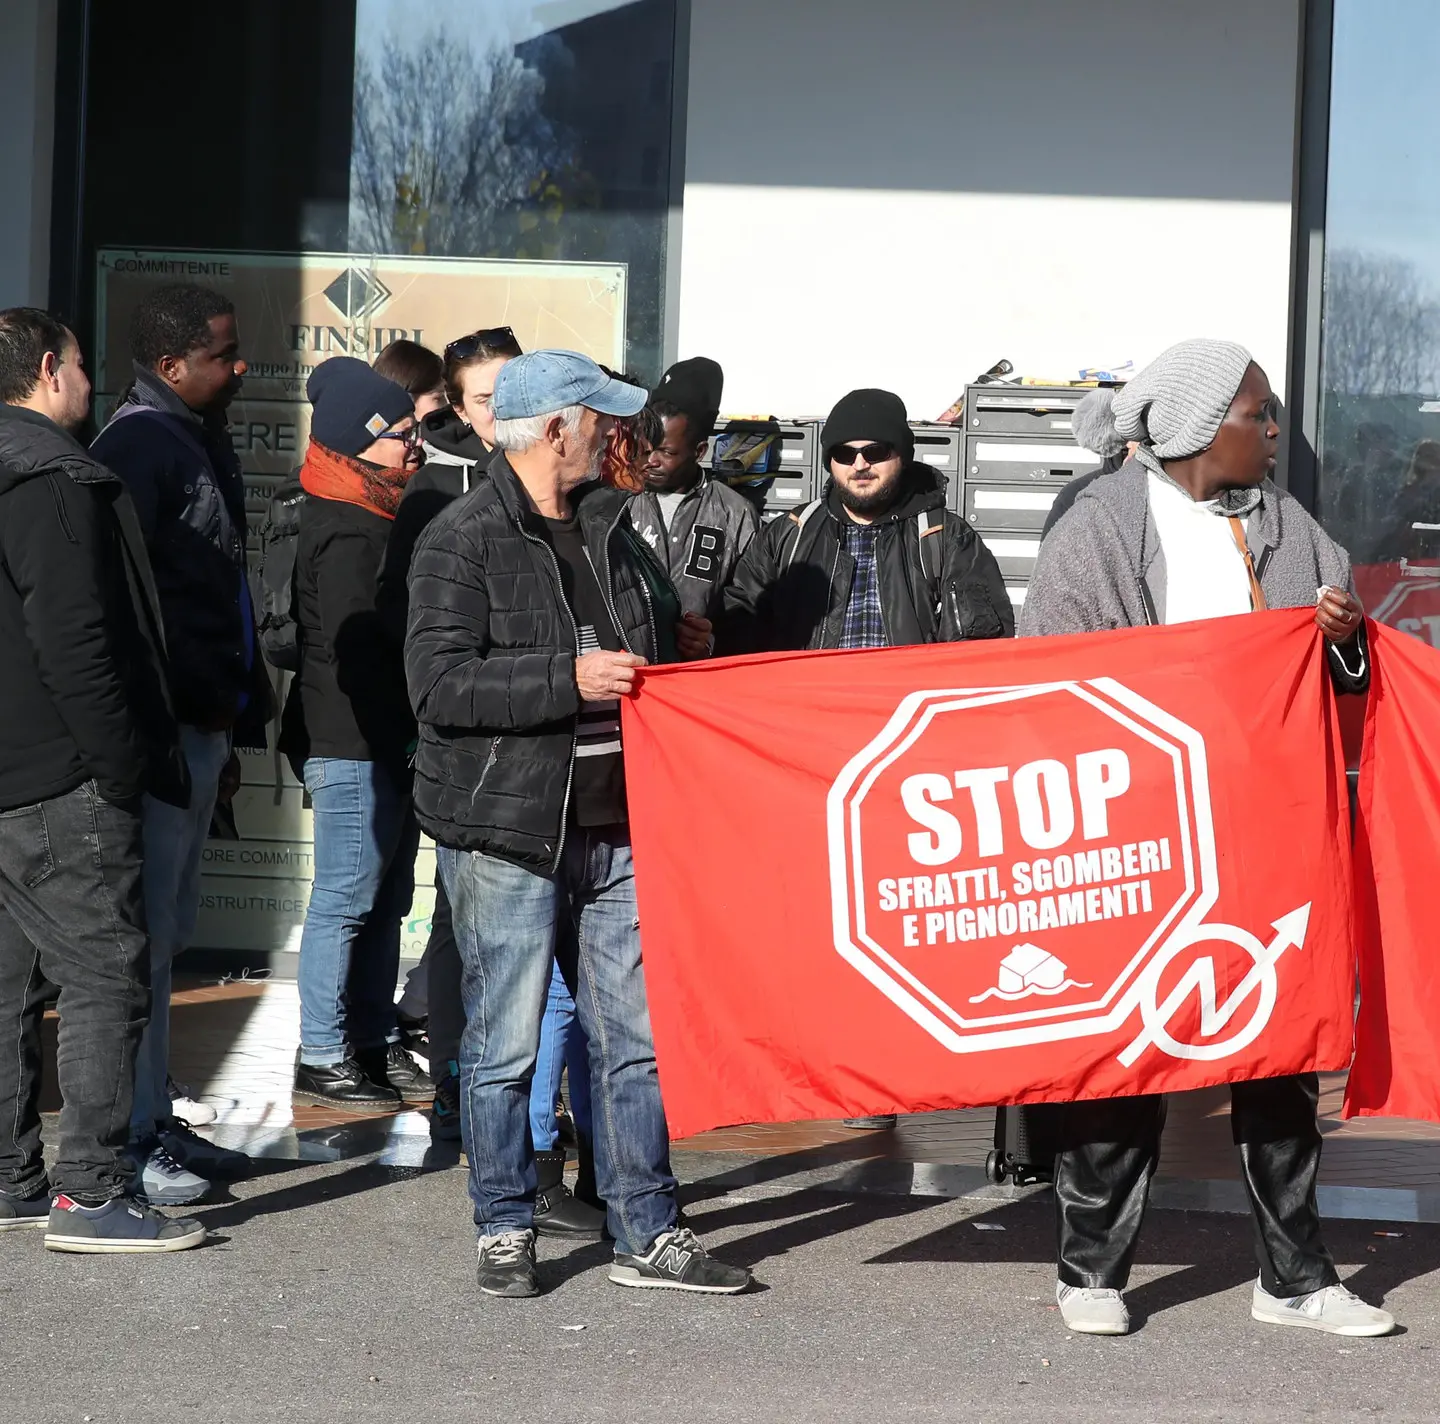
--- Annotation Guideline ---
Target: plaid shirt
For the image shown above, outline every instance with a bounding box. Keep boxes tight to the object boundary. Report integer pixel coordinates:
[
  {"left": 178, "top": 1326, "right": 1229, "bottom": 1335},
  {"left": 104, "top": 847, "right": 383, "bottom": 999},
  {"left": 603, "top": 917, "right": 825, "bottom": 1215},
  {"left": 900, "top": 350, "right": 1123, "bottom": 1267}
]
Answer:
[{"left": 837, "top": 521, "right": 887, "bottom": 649}]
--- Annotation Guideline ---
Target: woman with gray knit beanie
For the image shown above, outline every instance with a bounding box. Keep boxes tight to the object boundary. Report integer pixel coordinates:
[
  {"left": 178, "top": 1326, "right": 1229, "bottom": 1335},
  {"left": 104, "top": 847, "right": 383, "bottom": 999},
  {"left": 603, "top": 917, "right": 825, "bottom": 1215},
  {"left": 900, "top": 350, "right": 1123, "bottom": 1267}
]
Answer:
[{"left": 1019, "top": 339, "right": 1392, "bottom": 1341}]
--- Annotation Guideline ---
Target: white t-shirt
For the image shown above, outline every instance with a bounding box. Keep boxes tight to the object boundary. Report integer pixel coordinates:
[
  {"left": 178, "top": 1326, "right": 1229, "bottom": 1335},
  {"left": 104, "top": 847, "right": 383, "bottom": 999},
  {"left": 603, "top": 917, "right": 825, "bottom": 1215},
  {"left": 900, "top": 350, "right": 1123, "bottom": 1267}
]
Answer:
[
  {"left": 1146, "top": 472, "right": 1253, "bottom": 625},
  {"left": 656, "top": 490, "right": 687, "bottom": 530}
]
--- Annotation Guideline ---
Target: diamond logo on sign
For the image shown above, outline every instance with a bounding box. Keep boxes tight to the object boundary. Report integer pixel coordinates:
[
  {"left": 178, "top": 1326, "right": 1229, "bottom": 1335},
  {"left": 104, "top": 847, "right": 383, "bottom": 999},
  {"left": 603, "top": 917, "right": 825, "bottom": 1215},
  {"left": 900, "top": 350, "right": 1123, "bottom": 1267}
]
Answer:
[
  {"left": 322, "top": 268, "right": 393, "bottom": 321},
  {"left": 825, "top": 678, "right": 1309, "bottom": 1062}
]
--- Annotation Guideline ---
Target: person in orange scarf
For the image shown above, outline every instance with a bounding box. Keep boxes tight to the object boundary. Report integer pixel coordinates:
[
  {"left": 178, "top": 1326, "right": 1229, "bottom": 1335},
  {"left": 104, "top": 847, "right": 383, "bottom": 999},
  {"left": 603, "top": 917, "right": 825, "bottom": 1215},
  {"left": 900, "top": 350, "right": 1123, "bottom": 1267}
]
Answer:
[{"left": 279, "top": 357, "right": 433, "bottom": 1113}]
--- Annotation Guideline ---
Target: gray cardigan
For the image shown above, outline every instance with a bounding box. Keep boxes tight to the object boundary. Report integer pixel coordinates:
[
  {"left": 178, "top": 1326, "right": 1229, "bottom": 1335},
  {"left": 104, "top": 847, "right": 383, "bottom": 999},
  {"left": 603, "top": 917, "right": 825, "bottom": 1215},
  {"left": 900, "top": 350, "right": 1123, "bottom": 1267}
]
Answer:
[{"left": 1018, "top": 459, "right": 1367, "bottom": 688}]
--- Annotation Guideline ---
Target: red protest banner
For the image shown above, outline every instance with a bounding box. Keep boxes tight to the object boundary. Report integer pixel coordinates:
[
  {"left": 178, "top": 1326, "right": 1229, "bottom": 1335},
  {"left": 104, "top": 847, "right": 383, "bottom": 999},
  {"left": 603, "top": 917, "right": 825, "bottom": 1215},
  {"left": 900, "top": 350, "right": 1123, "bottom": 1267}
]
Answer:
[
  {"left": 1345, "top": 621, "right": 1440, "bottom": 1124},
  {"left": 622, "top": 610, "right": 1356, "bottom": 1139}
]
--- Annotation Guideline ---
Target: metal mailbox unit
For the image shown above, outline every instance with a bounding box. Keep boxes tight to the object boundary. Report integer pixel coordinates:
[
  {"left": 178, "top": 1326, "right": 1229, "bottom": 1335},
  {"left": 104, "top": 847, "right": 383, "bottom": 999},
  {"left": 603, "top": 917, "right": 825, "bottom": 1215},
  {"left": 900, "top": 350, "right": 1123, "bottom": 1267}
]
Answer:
[{"left": 955, "top": 384, "right": 1101, "bottom": 612}]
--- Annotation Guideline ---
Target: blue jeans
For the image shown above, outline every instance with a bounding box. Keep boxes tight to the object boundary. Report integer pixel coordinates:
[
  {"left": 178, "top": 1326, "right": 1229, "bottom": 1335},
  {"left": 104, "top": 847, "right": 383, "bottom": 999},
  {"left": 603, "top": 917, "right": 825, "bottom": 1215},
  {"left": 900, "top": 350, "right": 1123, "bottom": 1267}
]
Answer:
[
  {"left": 297, "top": 758, "right": 419, "bottom": 1067},
  {"left": 441, "top": 826, "right": 676, "bottom": 1256},
  {"left": 131, "top": 725, "right": 229, "bottom": 1142},
  {"left": 531, "top": 957, "right": 592, "bottom": 1152}
]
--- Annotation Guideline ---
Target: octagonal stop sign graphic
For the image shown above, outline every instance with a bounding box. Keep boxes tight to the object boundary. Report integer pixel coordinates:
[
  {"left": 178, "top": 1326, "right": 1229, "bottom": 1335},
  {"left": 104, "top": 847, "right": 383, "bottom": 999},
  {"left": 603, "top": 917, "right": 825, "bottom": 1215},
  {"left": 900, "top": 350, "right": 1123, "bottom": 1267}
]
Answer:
[{"left": 826, "top": 677, "right": 1220, "bottom": 1054}]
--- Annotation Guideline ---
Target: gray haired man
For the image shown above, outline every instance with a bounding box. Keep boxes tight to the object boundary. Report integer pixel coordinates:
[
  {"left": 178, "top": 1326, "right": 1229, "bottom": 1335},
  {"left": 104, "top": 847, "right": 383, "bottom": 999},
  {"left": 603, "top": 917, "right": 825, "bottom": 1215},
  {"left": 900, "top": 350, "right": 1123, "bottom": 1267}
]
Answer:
[{"left": 405, "top": 350, "right": 750, "bottom": 1299}]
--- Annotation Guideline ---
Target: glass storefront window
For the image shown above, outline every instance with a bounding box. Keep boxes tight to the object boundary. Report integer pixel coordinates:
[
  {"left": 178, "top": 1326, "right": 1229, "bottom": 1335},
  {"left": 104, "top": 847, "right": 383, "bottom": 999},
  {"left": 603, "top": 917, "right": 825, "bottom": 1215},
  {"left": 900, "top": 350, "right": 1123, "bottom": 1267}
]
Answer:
[
  {"left": 1317, "top": 0, "right": 1440, "bottom": 637},
  {"left": 55, "top": 0, "right": 680, "bottom": 961}
]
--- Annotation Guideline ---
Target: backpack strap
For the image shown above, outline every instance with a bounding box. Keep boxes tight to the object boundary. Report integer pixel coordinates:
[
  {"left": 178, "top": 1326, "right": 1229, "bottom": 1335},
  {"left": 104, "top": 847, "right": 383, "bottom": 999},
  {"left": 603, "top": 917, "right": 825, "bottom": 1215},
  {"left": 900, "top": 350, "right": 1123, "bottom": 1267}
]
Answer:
[
  {"left": 785, "top": 499, "right": 824, "bottom": 571},
  {"left": 916, "top": 507, "right": 945, "bottom": 607}
]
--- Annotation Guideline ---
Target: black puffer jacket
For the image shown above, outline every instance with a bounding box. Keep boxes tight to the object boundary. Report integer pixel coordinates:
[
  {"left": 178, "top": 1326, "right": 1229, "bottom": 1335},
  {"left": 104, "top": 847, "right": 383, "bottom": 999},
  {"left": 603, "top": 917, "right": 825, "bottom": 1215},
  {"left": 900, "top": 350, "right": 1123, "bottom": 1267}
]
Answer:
[
  {"left": 375, "top": 412, "right": 495, "bottom": 653},
  {"left": 720, "top": 464, "right": 1014, "bottom": 652},
  {"left": 406, "top": 455, "right": 677, "bottom": 869},
  {"left": 0, "top": 405, "right": 188, "bottom": 810}
]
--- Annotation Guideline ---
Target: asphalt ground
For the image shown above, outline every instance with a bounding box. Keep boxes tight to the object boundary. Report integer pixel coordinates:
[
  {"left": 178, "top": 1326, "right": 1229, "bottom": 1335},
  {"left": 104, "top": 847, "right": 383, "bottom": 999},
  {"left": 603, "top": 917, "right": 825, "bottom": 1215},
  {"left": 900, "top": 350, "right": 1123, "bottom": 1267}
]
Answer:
[{"left": 3, "top": 1146, "right": 1438, "bottom": 1424}]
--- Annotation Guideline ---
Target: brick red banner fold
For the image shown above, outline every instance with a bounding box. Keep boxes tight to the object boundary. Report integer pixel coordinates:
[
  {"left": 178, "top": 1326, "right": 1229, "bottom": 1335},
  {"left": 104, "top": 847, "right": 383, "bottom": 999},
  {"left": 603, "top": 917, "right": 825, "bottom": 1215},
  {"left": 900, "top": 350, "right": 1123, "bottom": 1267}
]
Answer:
[
  {"left": 622, "top": 611, "right": 1357, "bottom": 1139},
  {"left": 1345, "top": 622, "right": 1440, "bottom": 1123}
]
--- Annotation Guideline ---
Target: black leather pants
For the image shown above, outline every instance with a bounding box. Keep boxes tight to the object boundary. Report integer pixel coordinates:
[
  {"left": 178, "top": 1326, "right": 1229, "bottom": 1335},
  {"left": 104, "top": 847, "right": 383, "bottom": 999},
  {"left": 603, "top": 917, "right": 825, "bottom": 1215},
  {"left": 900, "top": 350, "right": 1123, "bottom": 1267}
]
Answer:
[{"left": 1054, "top": 1074, "right": 1340, "bottom": 1296}]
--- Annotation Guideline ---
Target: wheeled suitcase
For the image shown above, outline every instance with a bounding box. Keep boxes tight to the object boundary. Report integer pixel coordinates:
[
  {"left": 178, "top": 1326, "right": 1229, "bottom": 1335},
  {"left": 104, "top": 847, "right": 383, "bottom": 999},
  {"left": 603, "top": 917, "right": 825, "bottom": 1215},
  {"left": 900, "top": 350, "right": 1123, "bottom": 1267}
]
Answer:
[{"left": 985, "top": 1103, "right": 1066, "bottom": 1186}]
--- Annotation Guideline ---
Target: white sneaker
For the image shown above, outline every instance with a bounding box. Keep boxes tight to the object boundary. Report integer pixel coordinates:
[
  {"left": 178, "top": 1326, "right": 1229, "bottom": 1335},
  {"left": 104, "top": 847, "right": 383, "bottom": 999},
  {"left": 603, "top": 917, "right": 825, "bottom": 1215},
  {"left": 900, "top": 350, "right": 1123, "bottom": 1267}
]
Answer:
[
  {"left": 167, "top": 1077, "right": 217, "bottom": 1126},
  {"left": 133, "top": 1144, "right": 210, "bottom": 1207},
  {"left": 1251, "top": 1281, "right": 1396, "bottom": 1337},
  {"left": 1056, "top": 1281, "right": 1131, "bottom": 1335}
]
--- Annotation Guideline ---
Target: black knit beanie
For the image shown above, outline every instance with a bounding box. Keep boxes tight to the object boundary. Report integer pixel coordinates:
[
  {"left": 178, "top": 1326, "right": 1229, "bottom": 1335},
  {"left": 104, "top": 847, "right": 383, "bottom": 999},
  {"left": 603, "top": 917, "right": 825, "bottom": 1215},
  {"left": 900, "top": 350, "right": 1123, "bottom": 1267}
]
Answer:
[
  {"left": 306, "top": 357, "right": 414, "bottom": 457},
  {"left": 820, "top": 388, "right": 914, "bottom": 465}
]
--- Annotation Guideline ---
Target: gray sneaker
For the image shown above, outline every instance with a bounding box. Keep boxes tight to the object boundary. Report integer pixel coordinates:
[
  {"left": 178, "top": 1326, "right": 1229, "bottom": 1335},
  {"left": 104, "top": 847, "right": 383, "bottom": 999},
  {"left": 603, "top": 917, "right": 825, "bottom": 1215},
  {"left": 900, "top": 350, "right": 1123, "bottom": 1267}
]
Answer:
[
  {"left": 133, "top": 1143, "right": 210, "bottom": 1206},
  {"left": 45, "top": 1194, "right": 206, "bottom": 1254},
  {"left": 476, "top": 1229, "right": 539, "bottom": 1298},
  {"left": 1251, "top": 1281, "right": 1396, "bottom": 1337},
  {"left": 1056, "top": 1281, "right": 1131, "bottom": 1335},
  {"left": 0, "top": 1187, "right": 51, "bottom": 1232}
]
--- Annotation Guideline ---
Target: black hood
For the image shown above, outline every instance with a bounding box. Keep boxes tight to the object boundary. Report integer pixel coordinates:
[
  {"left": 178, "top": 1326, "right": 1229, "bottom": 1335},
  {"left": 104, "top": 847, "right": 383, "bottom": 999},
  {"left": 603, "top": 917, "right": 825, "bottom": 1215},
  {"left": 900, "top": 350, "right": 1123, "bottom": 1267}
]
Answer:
[
  {"left": 0, "top": 404, "right": 117, "bottom": 497},
  {"left": 822, "top": 459, "right": 947, "bottom": 526},
  {"left": 421, "top": 407, "right": 489, "bottom": 465}
]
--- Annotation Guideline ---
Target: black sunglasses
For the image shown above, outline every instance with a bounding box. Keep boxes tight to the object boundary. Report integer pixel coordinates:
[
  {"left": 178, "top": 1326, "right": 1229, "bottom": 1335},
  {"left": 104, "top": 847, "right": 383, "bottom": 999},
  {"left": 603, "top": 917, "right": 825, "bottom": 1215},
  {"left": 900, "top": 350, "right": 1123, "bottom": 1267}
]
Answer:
[
  {"left": 444, "top": 327, "right": 517, "bottom": 362},
  {"left": 831, "top": 441, "right": 896, "bottom": 467}
]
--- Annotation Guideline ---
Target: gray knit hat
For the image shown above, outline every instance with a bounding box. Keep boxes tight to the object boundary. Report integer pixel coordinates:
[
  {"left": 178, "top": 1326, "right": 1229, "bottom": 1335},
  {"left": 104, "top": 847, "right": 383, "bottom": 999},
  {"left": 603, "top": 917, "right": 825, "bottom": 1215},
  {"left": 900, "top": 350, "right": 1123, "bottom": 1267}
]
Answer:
[{"left": 1111, "top": 339, "right": 1254, "bottom": 459}]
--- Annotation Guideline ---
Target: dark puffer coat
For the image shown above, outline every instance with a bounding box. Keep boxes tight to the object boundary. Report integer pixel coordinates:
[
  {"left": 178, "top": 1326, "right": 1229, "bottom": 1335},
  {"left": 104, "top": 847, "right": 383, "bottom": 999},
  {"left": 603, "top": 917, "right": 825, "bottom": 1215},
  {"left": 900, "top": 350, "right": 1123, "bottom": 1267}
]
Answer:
[{"left": 405, "top": 455, "right": 678, "bottom": 869}]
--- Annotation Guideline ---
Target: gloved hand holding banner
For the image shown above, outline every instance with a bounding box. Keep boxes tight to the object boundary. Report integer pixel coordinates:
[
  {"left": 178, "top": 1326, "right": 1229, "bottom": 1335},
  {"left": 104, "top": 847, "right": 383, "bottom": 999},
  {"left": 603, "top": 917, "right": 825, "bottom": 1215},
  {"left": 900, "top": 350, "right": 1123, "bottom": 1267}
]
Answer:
[{"left": 622, "top": 609, "right": 1356, "bottom": 1138}]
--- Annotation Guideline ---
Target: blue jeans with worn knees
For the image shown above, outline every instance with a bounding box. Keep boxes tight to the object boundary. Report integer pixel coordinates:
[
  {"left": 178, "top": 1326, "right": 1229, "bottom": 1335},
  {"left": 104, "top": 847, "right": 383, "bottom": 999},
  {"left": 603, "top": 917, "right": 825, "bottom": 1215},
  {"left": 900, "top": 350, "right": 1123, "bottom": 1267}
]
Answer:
[
  {"left": 530, "top": 955, "right": 592, "bottom": 1151},
  {"left": 441, "top": 827, "right": 676, "bottom": 1256},
  {"left": 297, "top": 758, "right": 419, "bottom": 1067},
  {"left": 131, "top": 725, "right": 230, "bottom": 1143}
]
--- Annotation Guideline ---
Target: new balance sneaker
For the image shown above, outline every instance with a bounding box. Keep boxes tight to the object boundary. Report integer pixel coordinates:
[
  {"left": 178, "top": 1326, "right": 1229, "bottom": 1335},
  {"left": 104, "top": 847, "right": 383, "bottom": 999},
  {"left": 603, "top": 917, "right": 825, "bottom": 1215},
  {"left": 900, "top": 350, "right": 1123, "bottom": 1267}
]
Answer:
[
  {"left": 609, "top": 1226, "right": 751, "bottom": 1294},
  {"left": 476, "top": 1229, "right": 540, "bottom": 1298},
  {"left": 45, "top": 1194, "right": 206, "bottom": 1254},
  {"left": 132, "top": 1142, "right": 210, "bottom": 1207},
  {"left": 430, "top": 1062, "right": 462, "bottom": 1142},
  {"left": 357, "top": 1043, "right": 434, "bottom": 1105},
  {"left": 1057, "top": 1282, "right": 1131, "bottom": 1335},
  {"left": 159, "top": 1118, "right": 253, "bottom": 1181},
  {"left": 167, "top": 1076, "right": 217, "bottom": 1127},
  {"left": 1251, "top": 1281, "right": 1396, "bottom": 1337},
  {"left": 0, "top": 1186, "right": 51, "bottom": 1232}
]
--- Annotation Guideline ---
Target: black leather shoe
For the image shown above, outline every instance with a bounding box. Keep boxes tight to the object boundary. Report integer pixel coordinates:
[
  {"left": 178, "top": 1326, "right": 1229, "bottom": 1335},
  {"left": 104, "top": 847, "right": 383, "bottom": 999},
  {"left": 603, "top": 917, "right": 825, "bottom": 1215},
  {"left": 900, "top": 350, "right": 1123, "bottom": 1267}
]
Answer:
[
  {"left": 534, "top": 1149, "right": 605, "bottom": 1238},
  {"left": 293, "top": 1057, "right": 402, "bottom": 1113},
  {"left": 358, "top": 1043, "right": 434, "bottom": 1105}
]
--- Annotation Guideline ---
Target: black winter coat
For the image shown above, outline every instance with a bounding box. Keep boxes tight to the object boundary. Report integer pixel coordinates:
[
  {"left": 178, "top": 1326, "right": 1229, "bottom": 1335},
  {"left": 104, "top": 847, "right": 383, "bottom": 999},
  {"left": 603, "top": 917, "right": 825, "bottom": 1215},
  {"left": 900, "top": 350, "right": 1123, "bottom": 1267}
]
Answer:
[
  {"left": 90, "top": 367, "right": 267, "bottom": 739},
  {"left": 720, "top": 464, "right": 1014, "bottom": 653},
  {"left": 0, "top": 405, "right": 188, "bottom": 810},
  {"left": 406, "top": 455, "right": 676, "bottom": 869},
  {"left": 280, "top": 495, "right": 415, "bottom": 767}
]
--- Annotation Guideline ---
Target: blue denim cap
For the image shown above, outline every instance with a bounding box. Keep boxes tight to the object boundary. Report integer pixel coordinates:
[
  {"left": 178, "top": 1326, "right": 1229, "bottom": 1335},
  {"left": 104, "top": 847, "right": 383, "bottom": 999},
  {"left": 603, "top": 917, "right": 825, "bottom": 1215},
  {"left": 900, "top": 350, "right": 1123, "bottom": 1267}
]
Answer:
[{"left": 492, "top": 349, "right": 648, "bottom": 421}]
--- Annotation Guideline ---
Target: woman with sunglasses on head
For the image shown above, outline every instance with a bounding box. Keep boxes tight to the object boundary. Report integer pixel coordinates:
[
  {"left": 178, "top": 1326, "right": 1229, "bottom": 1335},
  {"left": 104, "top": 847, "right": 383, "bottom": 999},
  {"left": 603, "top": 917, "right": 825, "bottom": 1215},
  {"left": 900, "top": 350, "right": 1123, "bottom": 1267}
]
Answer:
[{"left": 280, "top": 357, "right": 433, "bottom": 1112}]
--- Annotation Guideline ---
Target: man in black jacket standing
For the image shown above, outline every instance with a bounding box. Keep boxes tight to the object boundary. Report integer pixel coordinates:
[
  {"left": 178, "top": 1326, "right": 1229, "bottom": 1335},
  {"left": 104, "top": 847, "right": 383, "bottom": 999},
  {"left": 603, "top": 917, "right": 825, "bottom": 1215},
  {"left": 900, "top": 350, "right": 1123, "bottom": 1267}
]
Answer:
[
  {"left": 406, "top": 349, "right": 749, "bottom": 1300},
  {"left": 723, "top": 387, "right": 1014, "bottom": 1127},
  {"left": 90, "top": 283, "right": 261, "bottom": 1202},
  {"left": 0, "top": 308, "right": 204, "bottom": 1253}
]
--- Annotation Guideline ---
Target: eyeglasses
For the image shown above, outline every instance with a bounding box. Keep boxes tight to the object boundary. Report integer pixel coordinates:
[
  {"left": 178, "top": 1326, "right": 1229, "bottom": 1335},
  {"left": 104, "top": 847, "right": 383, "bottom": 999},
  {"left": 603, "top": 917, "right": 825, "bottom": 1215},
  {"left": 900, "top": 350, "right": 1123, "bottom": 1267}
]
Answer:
[
  {"left": 376, "top": 424, "right": 423, "bottom": 451},
  {"left": 444, "top": 327, "right": 517, "bottom": 362},
  {"left": 830, "top": 441, "right": 895, "bottom": 467}
]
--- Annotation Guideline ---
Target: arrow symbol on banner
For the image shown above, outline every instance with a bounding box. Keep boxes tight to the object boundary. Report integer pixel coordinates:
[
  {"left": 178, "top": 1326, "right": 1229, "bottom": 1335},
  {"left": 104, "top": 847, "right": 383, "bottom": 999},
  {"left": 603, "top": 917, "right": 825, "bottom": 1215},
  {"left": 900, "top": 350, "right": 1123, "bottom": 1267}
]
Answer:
[{"left": 1117, "top": 904, "right": 1311, "bottom": 1066}]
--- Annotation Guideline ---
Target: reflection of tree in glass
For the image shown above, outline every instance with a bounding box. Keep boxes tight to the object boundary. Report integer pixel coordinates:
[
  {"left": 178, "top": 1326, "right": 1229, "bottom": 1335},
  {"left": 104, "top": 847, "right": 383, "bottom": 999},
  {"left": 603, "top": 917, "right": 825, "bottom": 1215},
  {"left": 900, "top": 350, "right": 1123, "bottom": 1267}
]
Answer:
[
  {"left": 1323, "top": 249, "right": 1440, "bottom": 397},
  {"left": 350, "top": 31, "right": 576, "bottom": 257}
]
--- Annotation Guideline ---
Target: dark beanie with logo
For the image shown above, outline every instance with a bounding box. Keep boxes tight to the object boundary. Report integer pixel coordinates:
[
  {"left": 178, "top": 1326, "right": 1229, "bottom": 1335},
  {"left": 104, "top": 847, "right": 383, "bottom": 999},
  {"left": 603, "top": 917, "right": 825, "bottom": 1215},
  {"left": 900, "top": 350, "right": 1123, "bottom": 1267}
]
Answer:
[
  {"left": 820, "top": 388, "right": 915, "bottom": 465},
  {"left": 307, "top": 357, "right": 414, "bottom": 457}
]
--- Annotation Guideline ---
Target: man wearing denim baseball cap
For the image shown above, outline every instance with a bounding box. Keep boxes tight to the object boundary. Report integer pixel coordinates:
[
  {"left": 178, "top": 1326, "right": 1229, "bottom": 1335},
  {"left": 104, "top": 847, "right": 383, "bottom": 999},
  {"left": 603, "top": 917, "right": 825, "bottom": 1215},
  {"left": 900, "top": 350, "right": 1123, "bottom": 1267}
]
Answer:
[{"left": 405, "top": 349, "right": 750, "bottom": 1299}]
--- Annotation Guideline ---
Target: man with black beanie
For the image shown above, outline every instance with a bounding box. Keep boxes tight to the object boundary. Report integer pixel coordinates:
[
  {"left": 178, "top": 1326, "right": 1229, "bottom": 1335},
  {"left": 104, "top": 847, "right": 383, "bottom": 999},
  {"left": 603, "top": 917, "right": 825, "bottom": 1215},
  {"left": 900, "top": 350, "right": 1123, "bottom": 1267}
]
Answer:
[
  {"left": 723, "top": 386, "right": 1013, "bottom": 654},
  {"left": 628, "top": 356, "right": 758, "bottom": 624}
]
